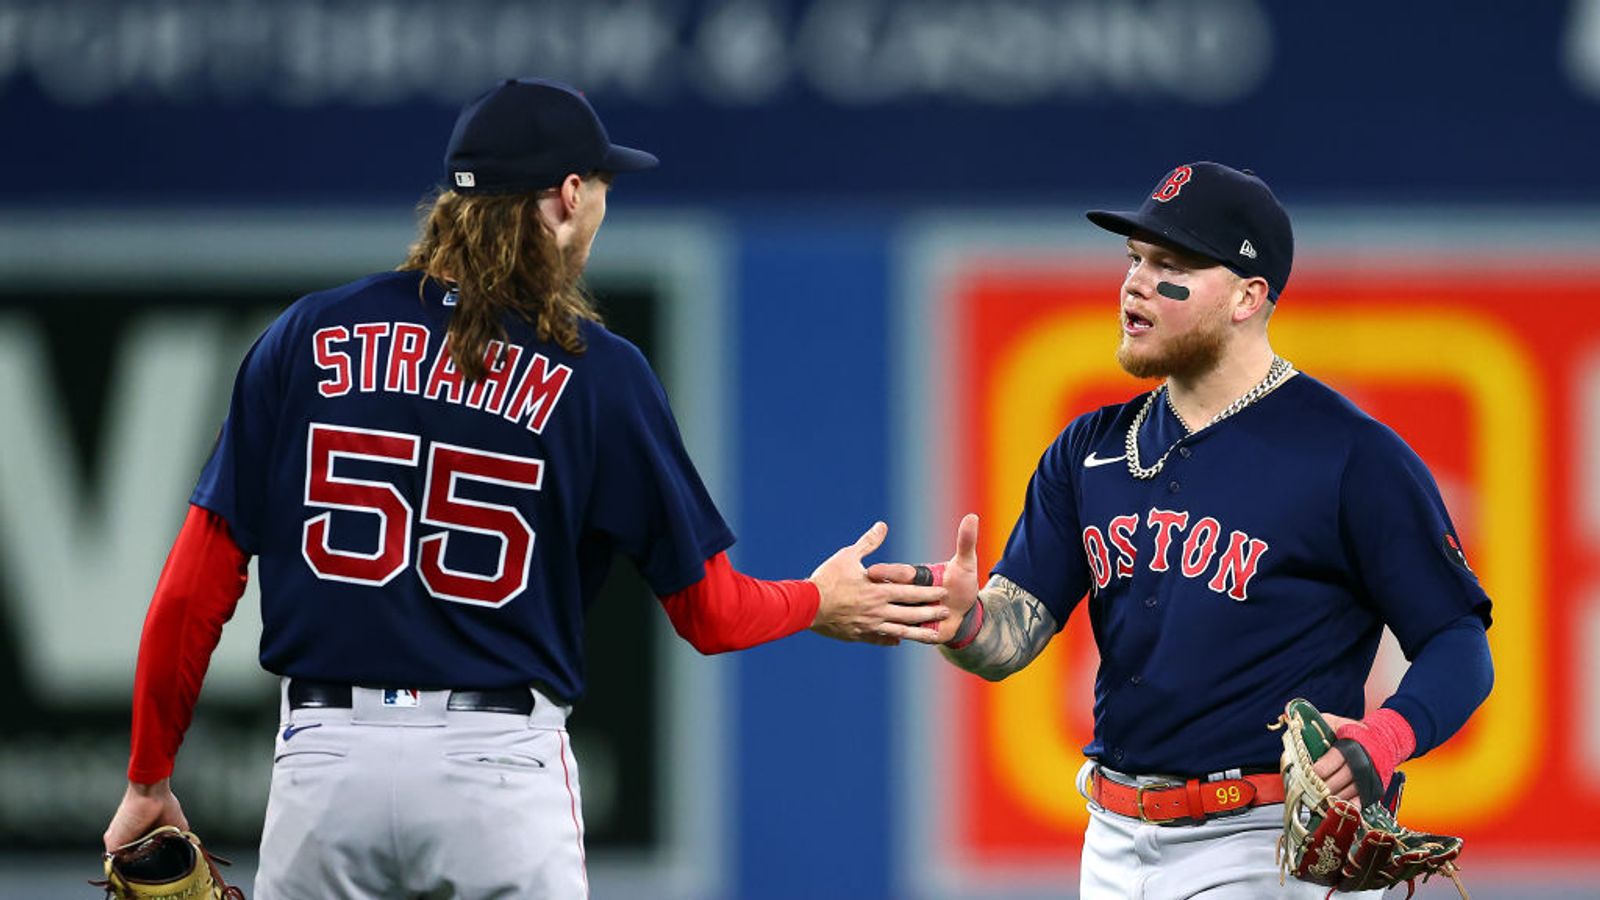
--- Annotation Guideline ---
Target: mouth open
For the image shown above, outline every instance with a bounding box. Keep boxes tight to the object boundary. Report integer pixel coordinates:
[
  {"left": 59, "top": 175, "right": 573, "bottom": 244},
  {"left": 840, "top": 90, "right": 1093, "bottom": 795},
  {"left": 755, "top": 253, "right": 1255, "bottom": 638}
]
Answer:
[{"left": 1124, "top": 310, "right": 1153, "bottom": 334}]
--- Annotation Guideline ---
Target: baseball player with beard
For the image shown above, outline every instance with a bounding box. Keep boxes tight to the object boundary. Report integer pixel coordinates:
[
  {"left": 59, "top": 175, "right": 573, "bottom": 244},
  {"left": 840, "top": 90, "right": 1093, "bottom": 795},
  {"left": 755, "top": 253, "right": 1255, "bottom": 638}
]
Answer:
[
  {"left": 878, "top": 162, "right": 1495, "bottom": 897},
  {"left": 100, "top": 77, "right": 949, "bottom": 898}
]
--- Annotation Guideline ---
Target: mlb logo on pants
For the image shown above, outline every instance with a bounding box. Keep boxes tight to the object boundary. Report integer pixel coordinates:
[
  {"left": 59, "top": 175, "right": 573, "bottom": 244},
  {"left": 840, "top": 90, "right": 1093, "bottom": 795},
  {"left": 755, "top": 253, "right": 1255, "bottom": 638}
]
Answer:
[{"left": 383, "top": 689, "right": 420, "bottom": 708}]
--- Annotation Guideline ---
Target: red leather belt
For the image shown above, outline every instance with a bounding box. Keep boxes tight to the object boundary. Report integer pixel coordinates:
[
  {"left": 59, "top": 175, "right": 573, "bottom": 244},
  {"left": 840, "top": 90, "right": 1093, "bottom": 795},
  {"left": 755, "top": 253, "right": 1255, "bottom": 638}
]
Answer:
[{"left": 1088, "top": 767, "right": 1284, "bottom": 825}]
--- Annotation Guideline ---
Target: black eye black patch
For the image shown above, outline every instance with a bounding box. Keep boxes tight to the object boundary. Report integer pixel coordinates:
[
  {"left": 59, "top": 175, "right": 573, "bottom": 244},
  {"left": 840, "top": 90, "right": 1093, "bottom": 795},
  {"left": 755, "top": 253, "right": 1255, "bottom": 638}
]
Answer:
[{"left": 1156, "top": 281, "right": 1190, "bottom": 301}]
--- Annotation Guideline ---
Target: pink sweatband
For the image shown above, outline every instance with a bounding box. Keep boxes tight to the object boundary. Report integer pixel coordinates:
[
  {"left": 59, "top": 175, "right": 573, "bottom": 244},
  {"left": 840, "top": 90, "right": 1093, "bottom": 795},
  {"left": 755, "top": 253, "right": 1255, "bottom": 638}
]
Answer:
[
  {"left": 1335, "top": 707, "right": 1417, "bottom": 791},
  {"left": 947, "top": 598, "right": 985, "bottom": 650}
]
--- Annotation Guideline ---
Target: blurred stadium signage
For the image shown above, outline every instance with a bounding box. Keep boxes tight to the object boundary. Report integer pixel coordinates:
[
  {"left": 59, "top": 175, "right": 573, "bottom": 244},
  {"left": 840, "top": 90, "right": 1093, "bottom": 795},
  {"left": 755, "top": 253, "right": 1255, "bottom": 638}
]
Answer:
[
  {"left": 0, "top": 0, "right": 1270, "bottom": 106},
  {"left": 905, "top": 231, "right": 1600, "bottom": 889},
  {"left": 4, "top": 1, "right": 1595, "bottom": 202}
]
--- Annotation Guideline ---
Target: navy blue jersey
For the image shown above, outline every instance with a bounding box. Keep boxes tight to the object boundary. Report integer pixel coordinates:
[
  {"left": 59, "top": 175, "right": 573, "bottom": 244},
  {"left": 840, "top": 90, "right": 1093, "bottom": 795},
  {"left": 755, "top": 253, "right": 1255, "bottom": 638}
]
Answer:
[
  {"left": 992, "top": 374, "right": 1492, "bottom": 776},
  {"left": 193, "top": 271, "right": 733, "bottom": 701}
]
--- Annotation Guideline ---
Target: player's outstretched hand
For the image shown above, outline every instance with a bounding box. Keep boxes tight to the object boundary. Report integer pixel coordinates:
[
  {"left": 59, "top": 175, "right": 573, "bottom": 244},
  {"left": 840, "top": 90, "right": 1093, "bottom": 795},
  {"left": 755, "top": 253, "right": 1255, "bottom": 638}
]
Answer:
[
  {"left": 104, "top": 778, "right": 189, "bottom": 851},
  {"left": 866, "top": 513, "right": 981, "bottom": 644},
  {"left": 809, "top": 521, "right": 950, "bottom": 645}
]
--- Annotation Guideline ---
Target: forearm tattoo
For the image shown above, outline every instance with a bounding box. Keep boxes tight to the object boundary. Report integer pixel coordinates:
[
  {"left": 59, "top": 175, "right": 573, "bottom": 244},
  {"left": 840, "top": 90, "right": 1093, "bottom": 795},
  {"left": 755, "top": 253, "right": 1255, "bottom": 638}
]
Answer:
[{"left": 940, "top": 575, "right": 1058, "bottom": 681}]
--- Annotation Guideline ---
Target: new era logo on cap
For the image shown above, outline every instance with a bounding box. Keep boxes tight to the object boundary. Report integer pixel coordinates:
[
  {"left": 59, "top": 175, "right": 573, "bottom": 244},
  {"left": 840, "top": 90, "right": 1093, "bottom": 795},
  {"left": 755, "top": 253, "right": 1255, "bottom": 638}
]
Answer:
[
  {"left": 454, "top": 172, "right": 476, "bottom": 188},
  {"left": 1239, "top": 239, "right": 1258, "bottom": 259}
]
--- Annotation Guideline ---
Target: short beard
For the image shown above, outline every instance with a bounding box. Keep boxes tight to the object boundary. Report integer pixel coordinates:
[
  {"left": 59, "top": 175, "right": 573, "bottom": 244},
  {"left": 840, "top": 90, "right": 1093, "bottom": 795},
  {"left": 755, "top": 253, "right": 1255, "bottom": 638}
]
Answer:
[{"left": 1117, "top": 311, "right": 1228, "bottom": 381}]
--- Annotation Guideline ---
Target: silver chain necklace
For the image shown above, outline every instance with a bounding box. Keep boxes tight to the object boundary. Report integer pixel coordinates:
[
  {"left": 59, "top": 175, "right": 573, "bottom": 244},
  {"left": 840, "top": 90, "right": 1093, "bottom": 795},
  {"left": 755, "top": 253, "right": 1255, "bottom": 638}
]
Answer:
[{"left": 1124, "top": 355, "right": 1294, "bottom": 480}]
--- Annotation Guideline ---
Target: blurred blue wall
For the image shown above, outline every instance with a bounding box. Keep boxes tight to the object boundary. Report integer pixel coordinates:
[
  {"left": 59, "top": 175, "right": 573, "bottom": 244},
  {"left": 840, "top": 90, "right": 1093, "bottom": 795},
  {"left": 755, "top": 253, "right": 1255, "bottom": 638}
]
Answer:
[{"left": 734, "top": 220, "right": 896, "bottom": 899}]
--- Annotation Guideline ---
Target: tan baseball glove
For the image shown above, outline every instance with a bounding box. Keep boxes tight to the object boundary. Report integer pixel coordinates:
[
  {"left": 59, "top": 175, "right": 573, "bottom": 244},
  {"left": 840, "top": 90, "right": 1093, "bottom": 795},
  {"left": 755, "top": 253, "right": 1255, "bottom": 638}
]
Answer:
[
  {"left": 94, "top": 825, "right": 245, "bottom": 899},
  {"left": 1273, "top": 698, "right": 1468, "bottom": 898}
]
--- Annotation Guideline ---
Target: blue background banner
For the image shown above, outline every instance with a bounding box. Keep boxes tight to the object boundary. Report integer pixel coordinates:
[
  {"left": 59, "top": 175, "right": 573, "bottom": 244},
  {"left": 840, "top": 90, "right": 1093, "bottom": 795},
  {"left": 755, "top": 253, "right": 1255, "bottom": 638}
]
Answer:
[{"left": 5, "top": 0, "right": 1599, "bottom": 203}]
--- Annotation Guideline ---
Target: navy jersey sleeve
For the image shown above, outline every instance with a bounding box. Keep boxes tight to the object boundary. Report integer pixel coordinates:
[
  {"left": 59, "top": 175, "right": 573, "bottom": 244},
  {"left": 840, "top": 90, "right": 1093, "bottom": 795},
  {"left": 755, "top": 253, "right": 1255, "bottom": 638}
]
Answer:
[
  {"left": 991, "top": 423, "right": 1092, "bottom": 629},
  {"left": 190, "top": 319, "right": 291, "bottom": 555},
  {"left": 1339, "top": 421, "right": 1493, "bottom": 656},
  {"left": 589, "top": 342, "right": 735, "bottom": 596}
]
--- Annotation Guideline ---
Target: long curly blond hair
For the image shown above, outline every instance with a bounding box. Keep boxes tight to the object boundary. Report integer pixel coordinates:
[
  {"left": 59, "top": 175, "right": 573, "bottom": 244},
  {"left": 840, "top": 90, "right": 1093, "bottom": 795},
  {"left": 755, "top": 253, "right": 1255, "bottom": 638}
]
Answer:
[{"left": 399, "top": 188, "right": 600, "bottom": 381}]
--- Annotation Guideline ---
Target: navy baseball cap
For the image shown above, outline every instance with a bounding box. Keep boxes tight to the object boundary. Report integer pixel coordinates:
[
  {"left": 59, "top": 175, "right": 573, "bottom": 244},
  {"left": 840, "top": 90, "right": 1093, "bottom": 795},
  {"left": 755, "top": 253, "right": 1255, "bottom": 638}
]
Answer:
[
  {"left": 1087, "top": 162, "right": 1294, "bottom": 299},
  {"left": 443, "top": 78, "right": 658, "bottom": 195}
]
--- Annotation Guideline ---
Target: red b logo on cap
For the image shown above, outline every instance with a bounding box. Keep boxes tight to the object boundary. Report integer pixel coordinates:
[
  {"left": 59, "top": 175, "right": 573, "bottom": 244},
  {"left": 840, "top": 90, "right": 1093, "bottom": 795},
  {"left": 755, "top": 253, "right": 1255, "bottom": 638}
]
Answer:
[{"left": 1152, "top": 165, "right": 1193, "bottom": 203}]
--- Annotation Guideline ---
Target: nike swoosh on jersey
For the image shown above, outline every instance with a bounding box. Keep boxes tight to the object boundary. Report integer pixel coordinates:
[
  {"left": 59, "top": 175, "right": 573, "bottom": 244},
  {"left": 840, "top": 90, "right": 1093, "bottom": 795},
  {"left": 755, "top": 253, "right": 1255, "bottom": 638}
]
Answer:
[
  {"left": 1083, "top": 452, "right": 1127, "bottom": 468},
  {"left": 281, "top": 723, "right": 324, "bottom": 742}
]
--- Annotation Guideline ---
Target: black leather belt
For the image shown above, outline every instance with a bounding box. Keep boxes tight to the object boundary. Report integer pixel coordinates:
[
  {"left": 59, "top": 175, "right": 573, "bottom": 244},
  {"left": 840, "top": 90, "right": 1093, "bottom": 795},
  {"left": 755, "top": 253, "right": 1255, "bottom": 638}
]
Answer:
[{"left": 288, "top": 679, "right": 535, "bottom": 715}]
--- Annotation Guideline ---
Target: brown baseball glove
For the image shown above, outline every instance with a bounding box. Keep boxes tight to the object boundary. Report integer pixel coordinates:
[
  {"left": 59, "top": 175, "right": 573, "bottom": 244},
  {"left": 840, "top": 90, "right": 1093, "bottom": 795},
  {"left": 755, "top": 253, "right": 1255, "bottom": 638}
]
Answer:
[
  {"left": 94, "top": 825, "right": 245, "bottom": 899},
  {"left": 1273, "top": 698, "right": 1468, "bottom": 898}
]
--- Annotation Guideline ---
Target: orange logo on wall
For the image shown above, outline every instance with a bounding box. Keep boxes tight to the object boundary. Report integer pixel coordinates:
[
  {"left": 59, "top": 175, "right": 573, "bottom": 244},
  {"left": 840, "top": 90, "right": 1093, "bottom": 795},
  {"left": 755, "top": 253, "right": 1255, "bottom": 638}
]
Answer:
[{"left": 933, "top": 263, "right": 1598, "bottom": 876}]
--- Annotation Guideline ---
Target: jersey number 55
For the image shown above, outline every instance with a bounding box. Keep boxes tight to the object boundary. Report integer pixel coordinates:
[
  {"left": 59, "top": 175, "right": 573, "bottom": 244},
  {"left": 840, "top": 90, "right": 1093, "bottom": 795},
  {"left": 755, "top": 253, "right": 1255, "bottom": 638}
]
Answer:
[{"left": 301, "top": 422, "right": 544, "bottom": 608}]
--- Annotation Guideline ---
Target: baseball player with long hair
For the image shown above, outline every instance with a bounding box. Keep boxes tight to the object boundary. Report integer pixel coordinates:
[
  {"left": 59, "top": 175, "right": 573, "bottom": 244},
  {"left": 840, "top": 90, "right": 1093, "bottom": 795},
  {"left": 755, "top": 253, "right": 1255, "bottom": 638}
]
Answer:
[
  {"left": 878, "top": 163, "right": 1495, "bottom": 897},
  {"left": 101, "top": 78, "right": 949, "bottom": 898}
]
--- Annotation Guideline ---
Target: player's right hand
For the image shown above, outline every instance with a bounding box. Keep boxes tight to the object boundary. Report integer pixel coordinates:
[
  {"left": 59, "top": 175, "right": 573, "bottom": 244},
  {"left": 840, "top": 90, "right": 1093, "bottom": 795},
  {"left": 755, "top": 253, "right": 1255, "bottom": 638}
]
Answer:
[
  {"left": 809, "top": 521, "right": 950, "bottom": 645},
  {"left": 866, "top": 513, "right": 981, "bottom": 644},
  {"left": 104, "top": 778, "right": 189, "bottom": 851}
]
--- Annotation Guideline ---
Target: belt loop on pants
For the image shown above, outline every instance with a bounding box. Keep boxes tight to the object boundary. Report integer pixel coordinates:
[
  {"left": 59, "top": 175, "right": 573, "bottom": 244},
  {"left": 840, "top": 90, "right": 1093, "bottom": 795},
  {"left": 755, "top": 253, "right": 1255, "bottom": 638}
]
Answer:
[{"left": 1088, "top": 764, "right": 1285, "bottom": 825}]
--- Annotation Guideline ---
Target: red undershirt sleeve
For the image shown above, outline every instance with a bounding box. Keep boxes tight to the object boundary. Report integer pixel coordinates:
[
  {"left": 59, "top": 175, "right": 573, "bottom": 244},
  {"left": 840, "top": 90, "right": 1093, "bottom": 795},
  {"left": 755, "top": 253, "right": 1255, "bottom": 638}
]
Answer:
[
  {"left": 127, "top": 504, "right": 251, "bottom": 784},
  {"left": 658, "top": 551, "right": 820, "bottom": 654}
]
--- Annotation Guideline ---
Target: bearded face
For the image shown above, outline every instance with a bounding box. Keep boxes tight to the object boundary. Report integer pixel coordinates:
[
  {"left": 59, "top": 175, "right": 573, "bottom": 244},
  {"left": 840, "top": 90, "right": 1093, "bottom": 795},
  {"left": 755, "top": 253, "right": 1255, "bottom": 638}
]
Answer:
[
  {"left": 1115, "top": 237, "right": 1242, "bottom": 381},
  {"left": 1117, "top": 293, "right": 1231, "bottom": 380}
]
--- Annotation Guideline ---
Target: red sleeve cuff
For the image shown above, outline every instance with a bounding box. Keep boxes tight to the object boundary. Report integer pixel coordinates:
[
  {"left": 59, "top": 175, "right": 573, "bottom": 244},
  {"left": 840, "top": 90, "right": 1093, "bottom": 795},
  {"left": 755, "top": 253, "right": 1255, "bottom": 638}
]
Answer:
[{"left": 659, "top": 552, "right": 819, "bottom": 654}]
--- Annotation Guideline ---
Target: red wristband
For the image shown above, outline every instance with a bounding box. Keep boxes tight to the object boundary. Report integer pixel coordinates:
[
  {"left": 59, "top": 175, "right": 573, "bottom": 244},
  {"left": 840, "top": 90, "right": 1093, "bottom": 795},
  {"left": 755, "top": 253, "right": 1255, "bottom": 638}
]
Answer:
[
  {"left": 1335, "top": 707, "right": 1417, "bottom": 790},
  {"left": 947, "top": 598, "right": 985, "bottom": 650}
]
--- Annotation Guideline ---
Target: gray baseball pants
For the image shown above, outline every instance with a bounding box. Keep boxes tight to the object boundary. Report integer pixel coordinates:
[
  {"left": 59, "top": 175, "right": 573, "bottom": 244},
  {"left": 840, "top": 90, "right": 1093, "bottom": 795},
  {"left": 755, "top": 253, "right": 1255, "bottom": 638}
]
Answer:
[{"left": 255, "top": 682, "right": 586, "bottom": 899}]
